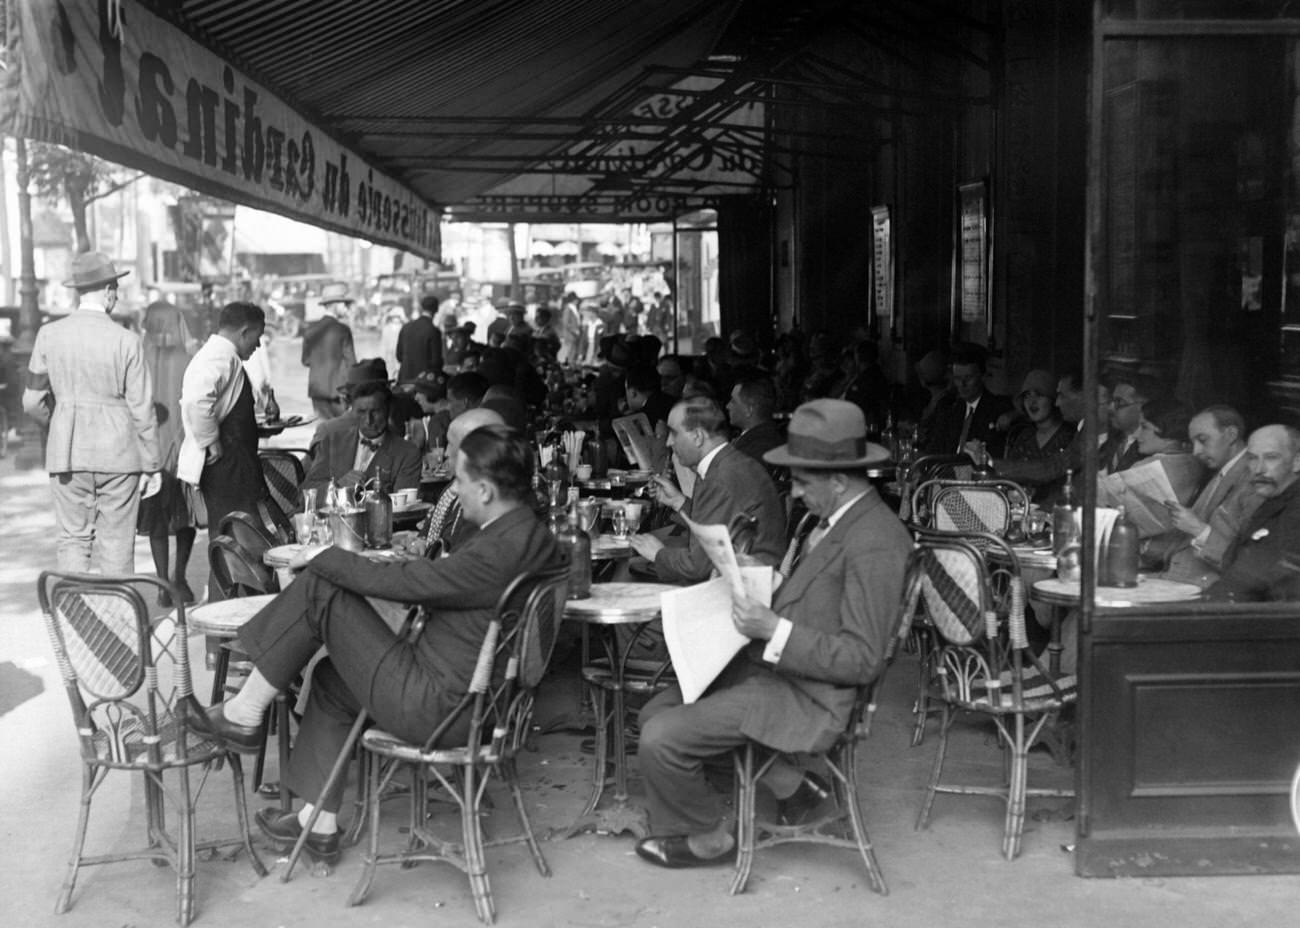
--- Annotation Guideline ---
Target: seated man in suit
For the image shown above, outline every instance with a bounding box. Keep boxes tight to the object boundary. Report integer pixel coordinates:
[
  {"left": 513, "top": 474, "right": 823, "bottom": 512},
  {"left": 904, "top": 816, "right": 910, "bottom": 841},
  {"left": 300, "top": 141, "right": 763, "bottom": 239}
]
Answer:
[
  {"left": 1143, "top": 404, "right": 1262, "bottom": 587},
  {"left": 1097, "top": 373, "right": 1159, "bottom": 475},
  {"left": 308, "top": 358, "right": 389, "bottom": 452},
  {"left": 634, "top": 400, "right": 912, "bottom": 868},
  {"left": 629, "top": 395, "right": 786, "bottom": 583},
  {"left": 300, "top": 381, "right": 421, "bottom": 495},
  {"left": 726, "top": 376, "right": 785, "bottom": 466},
  {"left": 193, "top": 425, "right": 564, "bottom": 863},
  {"left": 1206, "top": 424, "right": 1300, "bottom": 603},
  {"left": 922, "top": 342, "right": 1012, "bottom": 458},
  {"left": 400, "top": 406, "right": 506, "bottom": 558}
]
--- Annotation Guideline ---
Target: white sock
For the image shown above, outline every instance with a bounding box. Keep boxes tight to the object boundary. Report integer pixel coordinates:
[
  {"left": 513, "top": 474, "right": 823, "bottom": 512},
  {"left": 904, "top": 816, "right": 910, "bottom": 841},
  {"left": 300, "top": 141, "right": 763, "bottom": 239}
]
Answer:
[
  {"left": 297, "top": 803, "right": 338, "bottom": 835},
  {"left": 222, "top": 667, "right": 278, "bottom": 727}
]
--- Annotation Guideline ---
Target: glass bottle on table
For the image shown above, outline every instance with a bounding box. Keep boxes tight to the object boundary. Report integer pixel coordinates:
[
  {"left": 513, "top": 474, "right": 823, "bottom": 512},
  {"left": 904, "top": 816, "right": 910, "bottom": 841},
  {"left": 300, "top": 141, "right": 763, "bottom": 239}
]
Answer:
[
  {"left": 1103, "top": 503, "right": 1139, "bottom": 588},
  {"left": 555, "top": 512, "right": 592, "bottom": 599},
  {"left": 1051, "top": 468, "right": 1079, "bottom": 559}
]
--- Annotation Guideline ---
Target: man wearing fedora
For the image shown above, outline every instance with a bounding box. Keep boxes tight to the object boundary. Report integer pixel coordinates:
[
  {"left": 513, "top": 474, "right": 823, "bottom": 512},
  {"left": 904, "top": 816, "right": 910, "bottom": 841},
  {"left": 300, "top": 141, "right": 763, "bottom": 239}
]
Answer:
[
  {"left": 301, "top": 283, "right": 357, "bottom": 421},
  {"left": 634, "top": 398, "right": 911, "bottom": 869},
  {"left": 23, "top": 251, "right": 161, "bottom": 576}
]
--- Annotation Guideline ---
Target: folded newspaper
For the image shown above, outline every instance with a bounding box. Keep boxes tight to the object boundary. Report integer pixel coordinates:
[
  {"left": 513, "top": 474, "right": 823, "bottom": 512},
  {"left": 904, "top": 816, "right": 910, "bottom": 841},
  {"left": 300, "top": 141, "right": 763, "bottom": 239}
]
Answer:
[
  {"left": 1095, "top": 453, "right": 1203, "bottom": 537},
  {"left": 660, "top": 515, "right": 774, "bottom": 704}
]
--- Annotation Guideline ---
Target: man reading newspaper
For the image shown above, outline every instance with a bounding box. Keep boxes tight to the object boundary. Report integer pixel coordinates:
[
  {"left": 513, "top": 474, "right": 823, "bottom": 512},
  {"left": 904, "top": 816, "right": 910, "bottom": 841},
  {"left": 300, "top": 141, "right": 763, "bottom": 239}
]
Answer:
[{"left": 634, "top": 399, "right": 911, "bottom": 869}]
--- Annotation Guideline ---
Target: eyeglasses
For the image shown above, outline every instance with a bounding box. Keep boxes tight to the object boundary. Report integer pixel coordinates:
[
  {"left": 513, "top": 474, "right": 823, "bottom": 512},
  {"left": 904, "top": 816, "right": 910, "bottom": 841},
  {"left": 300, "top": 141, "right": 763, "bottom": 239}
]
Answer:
[{"left": 1109, "top": 398, "right": 1141, "bottom": 409}]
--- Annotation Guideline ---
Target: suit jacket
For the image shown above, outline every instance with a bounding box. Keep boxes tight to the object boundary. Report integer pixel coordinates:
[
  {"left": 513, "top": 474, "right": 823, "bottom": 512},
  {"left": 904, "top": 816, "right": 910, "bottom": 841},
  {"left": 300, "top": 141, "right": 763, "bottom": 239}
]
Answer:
[
  {"left": 299, "top": 506, "right": 563, "bottom": 744},
  {"left": 27, "top": 306, "right": 161, "bottom": 473},
  {"left": 301, "top": 316, "right": 356, "bottom": 402},
  {"left": 731, "top": 420, "right": 785, "bottom": 466},
  {"left": 923, "top": 390, "right": 1013, "bottom": 458},
  {"left": 1207, "top": 480, "right": 1300, "bottom": 602},
  {"left": 1152, "top": 453, "right": 1260, "bottom": 583},
  {"left": 301, "top": 425, "right": 422, "bottom": 494},
  {"left": 1097, "top": 431, "right": 1147, "bottom": 475},
  {"left": 654, "top": 443, "right": 786, "bottom": 583},
  {"left": 396, "top": 315, "right": 443, "bottom": 381},
  {"left": 734, "top": 490, "right": 912, "bottom": 754}
]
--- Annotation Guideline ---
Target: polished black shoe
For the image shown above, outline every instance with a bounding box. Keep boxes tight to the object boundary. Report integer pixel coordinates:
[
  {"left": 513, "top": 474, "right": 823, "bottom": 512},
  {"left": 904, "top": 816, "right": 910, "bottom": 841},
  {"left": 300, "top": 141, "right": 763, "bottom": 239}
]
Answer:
[
  {"left": 777, "top": 772, "right": 834, "bottom": 826},
  {"left": 157, "top": 588, "right": 173, "bottom": 609},
  {"left": 189, "top": 703, "right": 264, "bottom": 754},
  {"left": 172, "top": 578, "right": 196, "bottom": 605},
  {"left": 634, "top": 834, "right": 736, "bottom": 869},
  {"left": 254, "top": 808, "right": 341, "bottom": 864}
]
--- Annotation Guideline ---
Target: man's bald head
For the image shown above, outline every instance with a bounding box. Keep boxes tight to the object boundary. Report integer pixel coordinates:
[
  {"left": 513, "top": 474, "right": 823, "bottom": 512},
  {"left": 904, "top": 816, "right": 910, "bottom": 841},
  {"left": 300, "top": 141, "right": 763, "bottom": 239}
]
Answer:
[
  {"left": 447, "top": 407, "right": 506, "bottom": 462},
  {"left": 1246, "top": 424, "right": 1300, "bottom": 499}
]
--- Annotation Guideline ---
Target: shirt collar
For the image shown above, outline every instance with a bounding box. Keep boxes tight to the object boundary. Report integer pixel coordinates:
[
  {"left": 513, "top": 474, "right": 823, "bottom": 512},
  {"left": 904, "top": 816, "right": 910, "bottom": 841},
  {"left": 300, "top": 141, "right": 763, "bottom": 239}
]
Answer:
[
  {"left": 696, "top": 442, "right": 726, "bottom": 478},
  {"left": 74, "top": 299, "right": 112, "bottom": 315},
  {"left": 823, "top": 490, "right": 868, "bottom": 530},
  {"left": 1219, "top": 448, "right": 1247, "bottom": 477}
]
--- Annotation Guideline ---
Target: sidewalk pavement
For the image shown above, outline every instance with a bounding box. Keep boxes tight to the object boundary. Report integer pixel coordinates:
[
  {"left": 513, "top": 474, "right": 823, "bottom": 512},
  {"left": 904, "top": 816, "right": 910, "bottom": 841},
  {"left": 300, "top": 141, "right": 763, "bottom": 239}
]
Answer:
[{"left": 1, "top": 451, "right": 1297, "bottom": 928}]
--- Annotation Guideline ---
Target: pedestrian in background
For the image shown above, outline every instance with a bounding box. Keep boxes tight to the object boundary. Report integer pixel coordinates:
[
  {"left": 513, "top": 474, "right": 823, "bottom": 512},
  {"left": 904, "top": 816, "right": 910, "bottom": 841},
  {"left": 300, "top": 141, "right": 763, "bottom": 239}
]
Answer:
[{"left": 23, "top": 251, "right": 161, "bottom": 575}]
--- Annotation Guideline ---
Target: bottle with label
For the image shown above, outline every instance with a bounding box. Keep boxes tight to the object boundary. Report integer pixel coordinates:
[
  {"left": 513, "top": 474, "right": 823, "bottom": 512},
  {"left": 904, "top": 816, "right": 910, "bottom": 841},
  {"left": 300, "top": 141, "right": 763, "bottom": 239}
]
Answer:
[
  {"left": 1103, "top": 504, "right": 1140, "bottom": 588},
  {"left": 555, "top": 512, "right": 591, "bottom": 599},
  {"left": 364, "top": 468, "right": 393, "bottom": 548},
  {"left": 263, "top": 386, "right": 280, "bottom": 424},
  {"left": 1051, "top": 468, "right": 1079, "bottom": 559}
]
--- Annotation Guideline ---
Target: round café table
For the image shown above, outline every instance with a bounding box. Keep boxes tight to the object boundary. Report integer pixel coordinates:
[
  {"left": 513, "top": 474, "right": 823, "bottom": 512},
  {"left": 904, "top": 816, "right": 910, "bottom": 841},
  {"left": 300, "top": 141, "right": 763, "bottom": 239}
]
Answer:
[
  {"left": 1031, "top": 575, "right": 1203, "bottom": 607},
  {"left": 558, "top": 582, "right": 674, "bottom": 840}
]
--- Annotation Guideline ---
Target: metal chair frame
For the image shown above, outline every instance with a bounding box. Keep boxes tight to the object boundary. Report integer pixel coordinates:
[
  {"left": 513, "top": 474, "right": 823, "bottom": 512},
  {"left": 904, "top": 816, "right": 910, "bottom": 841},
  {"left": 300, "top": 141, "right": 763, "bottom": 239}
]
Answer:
[
  {"left": 347, "top": 567, "right": 569, "bottom": 923},
  {"left": 902, "top": 530, "right": 1076, "bottom": 859},
  {"left": 37, "top": 571, "right": 267, "bottom": 925}
]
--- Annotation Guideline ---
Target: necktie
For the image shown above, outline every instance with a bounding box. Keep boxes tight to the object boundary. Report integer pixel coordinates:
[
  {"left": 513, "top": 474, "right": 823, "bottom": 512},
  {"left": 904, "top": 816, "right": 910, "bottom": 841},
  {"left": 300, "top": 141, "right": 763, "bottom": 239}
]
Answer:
[
  {"left": 956, "top": 403, "right": 975, "bottom": 453},
  {"left": 779, "top": 512, "right": 828, "bottom": 579},
  {"left": 1196, "top": 471, "right": 1224, "bottom": 518}
]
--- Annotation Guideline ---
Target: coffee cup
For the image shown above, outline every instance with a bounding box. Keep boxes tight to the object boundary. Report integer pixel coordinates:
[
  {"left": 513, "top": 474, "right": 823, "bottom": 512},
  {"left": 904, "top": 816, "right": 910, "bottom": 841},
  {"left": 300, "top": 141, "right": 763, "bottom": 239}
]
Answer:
[{"left": 575, "top": 463, "right": 593, "bottom": 481}]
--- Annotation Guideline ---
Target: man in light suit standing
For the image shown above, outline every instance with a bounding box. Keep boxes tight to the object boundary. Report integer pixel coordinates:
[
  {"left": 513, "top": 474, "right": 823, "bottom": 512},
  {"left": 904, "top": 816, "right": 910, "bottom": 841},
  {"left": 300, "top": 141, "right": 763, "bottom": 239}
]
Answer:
[
  {"left": 23, "top": 251, "right": 160, "bottom": 575},
  {"left": 1146, "top": 404, "right": 1262, "bottom": 587},
  {"left": 634, "top": 399, "right": 911, "bottom": 868}
]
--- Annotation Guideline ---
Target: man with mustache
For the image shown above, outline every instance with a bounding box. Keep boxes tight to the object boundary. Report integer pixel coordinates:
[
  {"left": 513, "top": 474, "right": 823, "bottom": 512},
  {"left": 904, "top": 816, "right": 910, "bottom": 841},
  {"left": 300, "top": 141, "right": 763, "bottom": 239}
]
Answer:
[{"left": 1206, "top": 424, "right": 1300, "bottom": 602}]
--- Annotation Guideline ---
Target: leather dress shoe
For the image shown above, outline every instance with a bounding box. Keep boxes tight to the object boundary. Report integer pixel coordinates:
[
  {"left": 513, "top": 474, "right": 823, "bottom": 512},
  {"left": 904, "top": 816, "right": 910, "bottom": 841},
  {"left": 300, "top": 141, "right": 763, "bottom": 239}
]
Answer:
[
  {"left": 255, "top": 808, "right": 341, "bottom": 864},
  {"left": 190, "top": 703, "right": 263, "bottom": 754},
  {"left": 635, "top": 834, "right": 736, "bottom": 869},
  {"left": 777, "top": 772, "right": 834, "bottom": 826}
]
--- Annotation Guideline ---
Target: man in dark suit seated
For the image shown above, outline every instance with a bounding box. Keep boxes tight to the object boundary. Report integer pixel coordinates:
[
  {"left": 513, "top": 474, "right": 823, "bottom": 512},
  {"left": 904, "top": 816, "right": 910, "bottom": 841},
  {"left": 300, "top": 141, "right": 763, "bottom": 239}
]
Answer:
[
  {"left": 1206, "top": 424, "right": 1300, "bottom": 603},
  {"left": 1097, "top": 373, "right": 1159, "bottom": 475},
  {"left": 633, "top": 399, "right": 912, "bottom": 868},
  {"left": 193, "top": 426, "right": 564, "bottom": 862},
  {"left": 300, "top": 381, "right": 422, "bottom": 495},
  {"left": 629, "top": 395, "right": 786, "bottom": 583},
  {"left": 922, "top": 342, "right": 1013, "bottom": 458},
  {"left": 726, "top": 376, "right": 785, "bottom": 466}
]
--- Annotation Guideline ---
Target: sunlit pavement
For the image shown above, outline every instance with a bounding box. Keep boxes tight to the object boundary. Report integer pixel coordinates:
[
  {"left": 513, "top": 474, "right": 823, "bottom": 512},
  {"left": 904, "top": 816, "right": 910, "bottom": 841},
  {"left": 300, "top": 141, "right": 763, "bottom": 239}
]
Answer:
[{"left": 1, "top": 331, "right": 1296, "bottom": 927}]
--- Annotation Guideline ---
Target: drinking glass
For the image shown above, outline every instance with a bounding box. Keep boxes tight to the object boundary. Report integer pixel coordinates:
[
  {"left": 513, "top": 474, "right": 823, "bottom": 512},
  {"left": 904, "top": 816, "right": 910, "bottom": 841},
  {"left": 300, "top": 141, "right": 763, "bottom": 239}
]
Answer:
[
  {"left": 292, "top": 512, "right": 315, "bottom": 544},
  {"left": 611, "top": 508, "right": 629, "bottom": 540}
]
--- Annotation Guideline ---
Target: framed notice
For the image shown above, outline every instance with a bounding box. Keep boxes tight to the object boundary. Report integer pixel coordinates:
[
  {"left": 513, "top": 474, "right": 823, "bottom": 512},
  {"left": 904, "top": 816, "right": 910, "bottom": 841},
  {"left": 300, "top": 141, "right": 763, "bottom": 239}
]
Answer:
[
  {"left": 870, "top": 206, "right": 894, "bottom": 328},
  {"left": 956, "top": 180, "right": 991, "bottom": 331}
]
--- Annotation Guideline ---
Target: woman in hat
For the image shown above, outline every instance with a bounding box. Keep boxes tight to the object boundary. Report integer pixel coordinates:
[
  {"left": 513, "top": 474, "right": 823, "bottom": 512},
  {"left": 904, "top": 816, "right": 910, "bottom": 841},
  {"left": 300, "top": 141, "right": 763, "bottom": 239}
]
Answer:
[{"left": 1003, "top": 369, "right": 1076, "bottom": 503}]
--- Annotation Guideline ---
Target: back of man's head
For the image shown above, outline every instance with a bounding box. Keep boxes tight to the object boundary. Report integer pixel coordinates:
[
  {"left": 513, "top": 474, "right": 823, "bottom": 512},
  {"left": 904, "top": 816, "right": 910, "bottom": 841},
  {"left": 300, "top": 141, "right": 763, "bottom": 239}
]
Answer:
[
  {"left": 625, "top": 365, "right": 659, "bottom": 396},
  {"left": 676, "top": 395, "right": 728, "bottom": 437},
  {"left": 459, "top": 425, "right": 533, "bottom": 504},
  {"left": 447, "top": 406, "right": 505, "bottom": 452},
  {"left": 219, "top": 301, "right": 265, "bottom": 331},
  {"left": 420, "top": 294, "right": 440, "bottom": 316},
  {"left": 734, "top": 377, "right": 777, "bottom": 421},
  {"left": 446, "top": 371, "right": 489, "bottom": 407}
]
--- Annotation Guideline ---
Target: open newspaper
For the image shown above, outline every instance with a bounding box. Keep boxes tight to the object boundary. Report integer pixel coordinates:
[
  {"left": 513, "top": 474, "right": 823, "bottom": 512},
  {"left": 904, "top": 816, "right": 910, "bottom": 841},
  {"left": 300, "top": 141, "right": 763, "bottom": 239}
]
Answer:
[
  {"left": 1095, "top": 453, "right": 1204, "bottom": 537},
  {"left": 660, "top": 515, "right": 774, "bottom": 704},
  {"left": 612, "top": 412, "right": 666, "bottom": 472}
]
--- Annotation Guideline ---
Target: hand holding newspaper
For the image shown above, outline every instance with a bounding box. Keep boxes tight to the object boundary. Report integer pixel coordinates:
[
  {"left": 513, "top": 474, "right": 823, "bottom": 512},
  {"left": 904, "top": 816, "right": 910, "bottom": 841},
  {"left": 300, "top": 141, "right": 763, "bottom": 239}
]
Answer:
[{"left": 659, "top": 515, "right": 775, "bottom": 703}]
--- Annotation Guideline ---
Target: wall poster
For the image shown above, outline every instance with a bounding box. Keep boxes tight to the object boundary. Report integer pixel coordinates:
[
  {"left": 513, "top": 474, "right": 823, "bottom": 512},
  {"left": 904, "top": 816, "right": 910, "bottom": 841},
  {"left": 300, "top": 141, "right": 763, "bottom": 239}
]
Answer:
[
  {"left": 956, "top": 180, "right": 991, "bottom": 332},
  {"left": 870, "top": 205, "right": 894, "bottom": 329}
]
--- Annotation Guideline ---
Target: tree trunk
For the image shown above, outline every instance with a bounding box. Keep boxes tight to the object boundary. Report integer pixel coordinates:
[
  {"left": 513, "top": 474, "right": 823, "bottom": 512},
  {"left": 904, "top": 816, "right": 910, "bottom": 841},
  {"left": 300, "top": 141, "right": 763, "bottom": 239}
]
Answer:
[{"left": 65, "top": 173, "right": 93, "bottom": 253}]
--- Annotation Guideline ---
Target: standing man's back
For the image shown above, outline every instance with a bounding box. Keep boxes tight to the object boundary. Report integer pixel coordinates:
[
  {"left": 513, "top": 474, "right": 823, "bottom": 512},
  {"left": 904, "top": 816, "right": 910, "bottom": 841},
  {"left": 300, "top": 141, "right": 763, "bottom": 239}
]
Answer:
[
  {"left": 23, "top": 251, "right": 160, "bottom": 575},
  {"left": 396, "top": 295, "right": 443, "bottom": 381}
]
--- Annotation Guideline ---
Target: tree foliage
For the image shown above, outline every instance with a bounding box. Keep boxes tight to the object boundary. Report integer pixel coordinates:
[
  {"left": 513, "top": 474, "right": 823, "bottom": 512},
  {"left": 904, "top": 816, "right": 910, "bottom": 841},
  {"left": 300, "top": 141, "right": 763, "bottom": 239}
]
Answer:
[{"left": 25, "top": 143, "right": 140, "bottom": 253}]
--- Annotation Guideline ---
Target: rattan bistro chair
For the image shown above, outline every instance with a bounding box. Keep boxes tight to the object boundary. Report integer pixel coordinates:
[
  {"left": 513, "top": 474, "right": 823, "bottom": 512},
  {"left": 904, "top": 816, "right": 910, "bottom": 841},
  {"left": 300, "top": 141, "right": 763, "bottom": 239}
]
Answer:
[
  {"left": 258, "top": 449, "right": 308, "bottom": 523},
  {"left": 348, "top": 567, "right": 570, "bottom": 924},
  {"left": 37, "top": 571, "right": 266, "bottom": 925},
  {"left": 902, "top": 531, "right": 1076, "bottom": 859}
]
